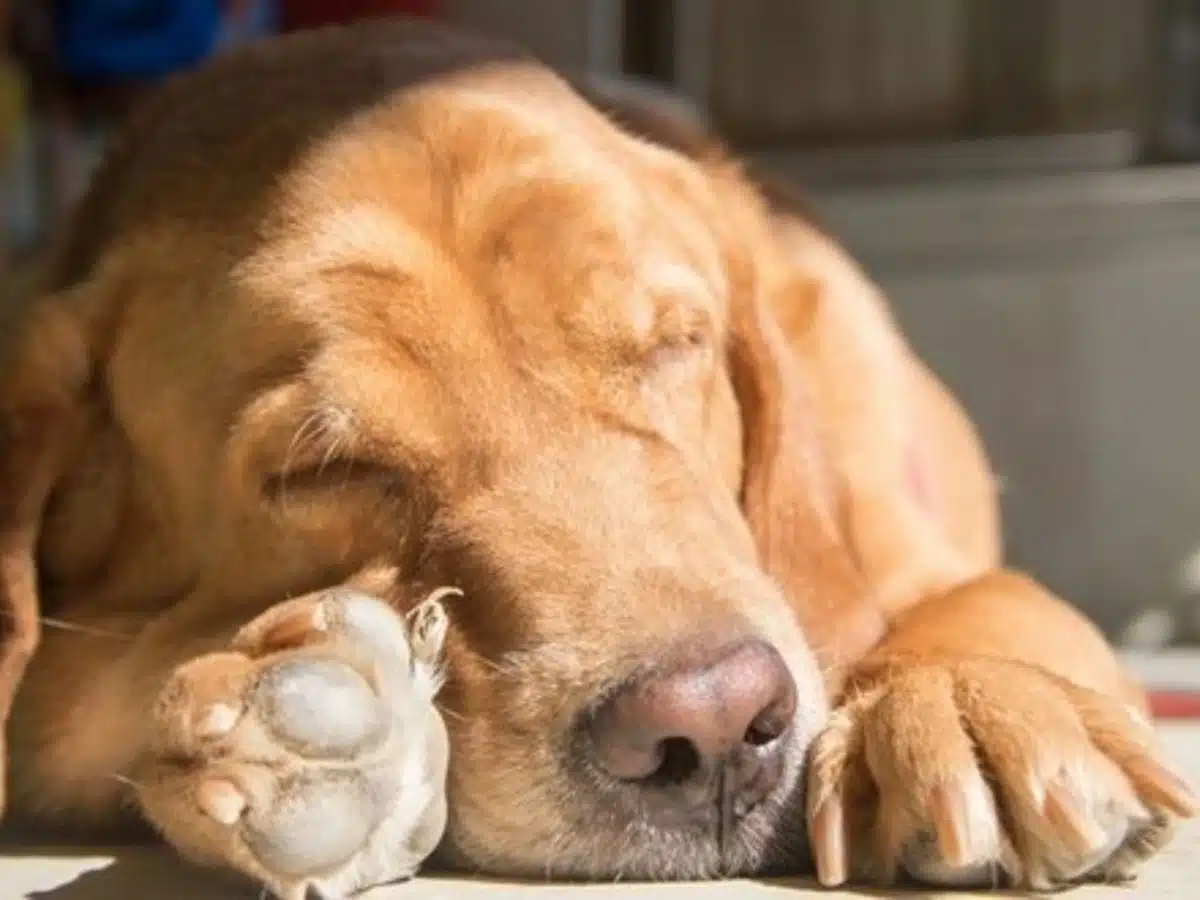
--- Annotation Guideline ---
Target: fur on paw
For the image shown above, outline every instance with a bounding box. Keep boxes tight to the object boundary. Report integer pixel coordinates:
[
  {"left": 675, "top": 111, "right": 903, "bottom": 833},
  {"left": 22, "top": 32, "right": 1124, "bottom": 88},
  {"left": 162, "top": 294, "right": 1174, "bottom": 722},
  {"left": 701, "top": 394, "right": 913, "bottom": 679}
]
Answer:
[
  {"left": 806, "top": 658, "right": 1198, "bottom": 891},
  {"left": 133, "top": 587, "right": 456, "bottom": 900}
]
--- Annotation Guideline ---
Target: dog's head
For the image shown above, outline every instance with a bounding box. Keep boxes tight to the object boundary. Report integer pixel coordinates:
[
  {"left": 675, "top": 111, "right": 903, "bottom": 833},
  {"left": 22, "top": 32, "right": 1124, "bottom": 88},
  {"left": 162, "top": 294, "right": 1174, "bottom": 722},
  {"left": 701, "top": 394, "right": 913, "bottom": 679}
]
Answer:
[{"left": 0, "top": 21, "right": 882, "bottom": 878}]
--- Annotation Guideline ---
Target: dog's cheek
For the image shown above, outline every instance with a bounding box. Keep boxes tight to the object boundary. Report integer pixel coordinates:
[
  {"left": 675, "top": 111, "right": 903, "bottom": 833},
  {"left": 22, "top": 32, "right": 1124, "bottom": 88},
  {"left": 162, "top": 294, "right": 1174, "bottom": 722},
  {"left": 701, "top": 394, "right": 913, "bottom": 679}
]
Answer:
[
  {"left": 441, "top": 724, "right": 576, "bottom": 874},
  {"left": 431, "top": 646, "right": 574, "bottom": 872},
  {"left": 707, "top": 369, "right": 745, "bottom": 499}
]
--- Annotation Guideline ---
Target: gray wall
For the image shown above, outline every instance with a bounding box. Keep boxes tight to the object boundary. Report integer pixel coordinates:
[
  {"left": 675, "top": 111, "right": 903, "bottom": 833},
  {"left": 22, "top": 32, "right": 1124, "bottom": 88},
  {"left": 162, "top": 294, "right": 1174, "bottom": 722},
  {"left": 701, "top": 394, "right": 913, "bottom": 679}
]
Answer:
[
  {"left": 443, "top": 0, "right": 596, "bottom": 70},
  {"left": 805, "top": 165, "right": 1200, "bottom": 641}
]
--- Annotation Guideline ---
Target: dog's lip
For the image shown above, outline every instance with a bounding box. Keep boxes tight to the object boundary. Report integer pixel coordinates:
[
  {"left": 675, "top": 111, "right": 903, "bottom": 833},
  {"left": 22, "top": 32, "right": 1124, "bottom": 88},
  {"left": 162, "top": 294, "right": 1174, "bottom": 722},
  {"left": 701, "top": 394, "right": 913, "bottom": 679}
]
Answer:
[{"left": 565, "top": 718, "right": 804, "bottom": 832}]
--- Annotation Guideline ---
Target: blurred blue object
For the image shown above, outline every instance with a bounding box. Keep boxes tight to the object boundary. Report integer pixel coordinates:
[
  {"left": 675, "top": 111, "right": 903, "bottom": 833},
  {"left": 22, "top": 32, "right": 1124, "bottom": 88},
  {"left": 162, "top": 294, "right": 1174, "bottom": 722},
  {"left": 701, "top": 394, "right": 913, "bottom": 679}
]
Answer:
[
  {"left": 215, "top": 0, "right": 278, "bottom": 53},
  {"left": 55, "top": 0, "right": 277, "bottom": 79}
]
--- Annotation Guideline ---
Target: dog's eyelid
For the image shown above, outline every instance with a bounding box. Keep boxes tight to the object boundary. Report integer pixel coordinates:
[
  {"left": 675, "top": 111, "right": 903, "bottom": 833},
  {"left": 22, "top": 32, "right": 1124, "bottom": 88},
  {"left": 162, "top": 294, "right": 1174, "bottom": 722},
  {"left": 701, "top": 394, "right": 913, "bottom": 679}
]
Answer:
[
  {"left": 261, "top": 457, "right": 408, "bottom": 500},
  {"left": 643, "top": 307, "right": 717, "bottom": 367}
]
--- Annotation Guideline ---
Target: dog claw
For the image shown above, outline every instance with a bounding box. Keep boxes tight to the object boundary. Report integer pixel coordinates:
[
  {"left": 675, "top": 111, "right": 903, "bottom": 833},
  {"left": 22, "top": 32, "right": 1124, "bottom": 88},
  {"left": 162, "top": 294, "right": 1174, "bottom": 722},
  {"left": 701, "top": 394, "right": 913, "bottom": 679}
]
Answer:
[
  {"left": 409, "top": 588, "right": 455, "bottom": 663},
  {"left": 931, "top": 775, "right": 1000, "bottom": 870},
  {"left": 930, "top": 783, "right": 973, "bottom": 868},
  {"left": 809, "top": 795, "right": 846, "bottom": 887},
  {"left": 1044, "top": 779, "right": 1108, "bottom": 856},
  {"left": 1129, "top": 759, "right": 1200, "bottom": 819}
]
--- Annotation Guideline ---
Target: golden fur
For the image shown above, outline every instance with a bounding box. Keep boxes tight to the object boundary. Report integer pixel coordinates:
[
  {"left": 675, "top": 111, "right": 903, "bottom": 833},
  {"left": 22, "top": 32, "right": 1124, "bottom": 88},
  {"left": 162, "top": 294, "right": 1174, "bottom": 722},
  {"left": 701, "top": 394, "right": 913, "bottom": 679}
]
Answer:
[{"left": 0, "top": 18, "right": 1193, "bottom": 892}]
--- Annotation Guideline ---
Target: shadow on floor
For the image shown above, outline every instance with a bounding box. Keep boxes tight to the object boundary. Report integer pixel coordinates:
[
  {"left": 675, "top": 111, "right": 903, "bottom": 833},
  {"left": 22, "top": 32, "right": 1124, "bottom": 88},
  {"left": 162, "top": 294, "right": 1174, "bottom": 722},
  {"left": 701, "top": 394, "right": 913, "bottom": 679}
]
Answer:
[
  {"left": 0, "top": 846, "right": 256, "bottom": 900},
  {"left": 0, "top": 842, "right": 1046, "bottom": 899}
]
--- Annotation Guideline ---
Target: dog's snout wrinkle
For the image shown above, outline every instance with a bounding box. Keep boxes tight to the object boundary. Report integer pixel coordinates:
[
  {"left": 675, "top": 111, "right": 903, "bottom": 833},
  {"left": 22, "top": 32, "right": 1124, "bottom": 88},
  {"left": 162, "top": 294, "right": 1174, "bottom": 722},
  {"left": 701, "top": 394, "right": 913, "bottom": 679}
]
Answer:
[{"left": 585, "top": 640, "right": 797, "bottom": 826}]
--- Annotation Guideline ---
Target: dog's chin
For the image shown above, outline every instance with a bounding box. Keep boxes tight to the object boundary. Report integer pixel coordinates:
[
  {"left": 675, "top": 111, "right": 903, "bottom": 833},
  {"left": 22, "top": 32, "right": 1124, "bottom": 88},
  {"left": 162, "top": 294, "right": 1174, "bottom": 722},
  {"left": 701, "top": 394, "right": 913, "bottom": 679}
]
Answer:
[
  {"left": 562, "top": 785, "right": 811, "bottom": 882},
  {"left": 438, "top": 733, "right": 814, "bottom": 882}
]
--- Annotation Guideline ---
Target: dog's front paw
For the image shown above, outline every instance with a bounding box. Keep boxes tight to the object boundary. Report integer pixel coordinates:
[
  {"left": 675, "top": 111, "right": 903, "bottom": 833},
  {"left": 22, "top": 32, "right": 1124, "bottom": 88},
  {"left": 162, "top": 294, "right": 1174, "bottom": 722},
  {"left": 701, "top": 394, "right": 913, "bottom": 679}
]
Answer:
[
  {"left": 133, "top": 588, "right": 455, "bottom": 900},
  {"left": 806, "top": 658, "right": 1198, "bottom": 890}
]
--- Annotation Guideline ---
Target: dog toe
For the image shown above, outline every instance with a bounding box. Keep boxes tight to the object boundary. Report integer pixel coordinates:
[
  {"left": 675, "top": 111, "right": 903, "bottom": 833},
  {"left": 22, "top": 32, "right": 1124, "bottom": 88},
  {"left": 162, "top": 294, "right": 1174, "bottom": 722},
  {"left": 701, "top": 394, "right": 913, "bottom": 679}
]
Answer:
[{"left": 811, "top": 659, "right": 1195, "bottom": 890}]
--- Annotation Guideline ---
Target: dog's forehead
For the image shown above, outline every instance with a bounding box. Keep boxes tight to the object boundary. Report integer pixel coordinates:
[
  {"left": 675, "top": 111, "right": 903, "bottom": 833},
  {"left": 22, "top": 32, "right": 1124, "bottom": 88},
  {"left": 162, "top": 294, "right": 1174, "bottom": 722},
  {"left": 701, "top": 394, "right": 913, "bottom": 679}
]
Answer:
[{"left": 248, "top": 106, "right": 729, "bottom": 361}]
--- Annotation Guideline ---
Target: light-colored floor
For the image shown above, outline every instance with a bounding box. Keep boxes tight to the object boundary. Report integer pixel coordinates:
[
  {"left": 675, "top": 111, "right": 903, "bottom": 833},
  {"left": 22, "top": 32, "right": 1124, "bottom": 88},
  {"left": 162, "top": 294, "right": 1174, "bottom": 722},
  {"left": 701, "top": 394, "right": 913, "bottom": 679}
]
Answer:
[{"left": 6, "top": 720, "right": 1198, "bottom": 899}]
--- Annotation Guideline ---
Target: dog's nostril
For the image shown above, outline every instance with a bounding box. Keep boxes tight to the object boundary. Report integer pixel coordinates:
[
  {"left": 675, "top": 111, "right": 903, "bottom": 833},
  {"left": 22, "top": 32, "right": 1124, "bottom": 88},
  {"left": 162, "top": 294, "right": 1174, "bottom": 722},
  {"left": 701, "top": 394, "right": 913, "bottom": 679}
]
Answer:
[
  {"left": 744, "top": 722, "right": 778, "bottom": 747},
  {"left": 745, "top": 701, "right": 793, "bottom": 747},
  {"left": 585, "top": 639, "right": 797, "bottom": 817},
  {"left": 645, "top": 737, "right": 701, "bottom": 787}
]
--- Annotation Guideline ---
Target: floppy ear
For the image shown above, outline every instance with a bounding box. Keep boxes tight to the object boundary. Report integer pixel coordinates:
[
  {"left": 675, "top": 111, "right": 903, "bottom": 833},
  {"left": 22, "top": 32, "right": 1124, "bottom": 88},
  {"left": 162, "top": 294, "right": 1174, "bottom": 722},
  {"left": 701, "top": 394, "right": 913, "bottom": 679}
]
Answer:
[
  {"left": 0, "top": 284, "right": 96, "bottom": 815},
  {"left": 719, "top": 182, "right": 885, "bottom": 681}
]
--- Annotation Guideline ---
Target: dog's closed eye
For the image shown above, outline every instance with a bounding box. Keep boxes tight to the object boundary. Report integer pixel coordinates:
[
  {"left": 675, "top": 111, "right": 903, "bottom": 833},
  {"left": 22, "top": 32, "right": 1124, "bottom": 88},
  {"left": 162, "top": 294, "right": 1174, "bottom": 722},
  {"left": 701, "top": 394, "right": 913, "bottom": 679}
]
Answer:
[
  {"left": 646, "top": 324, "right": 711, "bottom": 365},
  {"left": 262, "top": 458, "right": 408, "bottom": 501}
]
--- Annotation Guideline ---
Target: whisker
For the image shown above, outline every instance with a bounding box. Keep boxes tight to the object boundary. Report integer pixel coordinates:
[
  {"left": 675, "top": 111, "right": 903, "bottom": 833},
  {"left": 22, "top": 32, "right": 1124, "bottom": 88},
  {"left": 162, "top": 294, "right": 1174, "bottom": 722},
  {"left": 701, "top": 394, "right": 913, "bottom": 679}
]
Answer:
[
  {"left": 472, "top": 653, "right": 516, "bottom": 679},
  {"left": 278, "top": 410, "right": 327, "bottom": 513},
  {"left": 106, "top": 773, "right": 143, "bottom": 791},
  {"left": 0, "top": 609, "right": 135, "bottom": 641},
  {"left": 284, "top": 411, "right": 326, "bottom": 468},
  {"left": 39, "top": 616, "right": 134, "bottom": 641},
  {"left": 543, "top": 830, "right": 567, "bottom": 881},
  {"left": 316, "top": 433, "right": 345, "bottom": 478}
]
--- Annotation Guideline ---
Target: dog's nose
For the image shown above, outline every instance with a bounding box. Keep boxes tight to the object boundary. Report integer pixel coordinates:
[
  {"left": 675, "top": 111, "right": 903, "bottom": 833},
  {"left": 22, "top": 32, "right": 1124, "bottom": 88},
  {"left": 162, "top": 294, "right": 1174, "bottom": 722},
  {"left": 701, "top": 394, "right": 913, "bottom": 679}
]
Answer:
[{"left": 586, "top": 640, "right": 797, "bottom": 817}]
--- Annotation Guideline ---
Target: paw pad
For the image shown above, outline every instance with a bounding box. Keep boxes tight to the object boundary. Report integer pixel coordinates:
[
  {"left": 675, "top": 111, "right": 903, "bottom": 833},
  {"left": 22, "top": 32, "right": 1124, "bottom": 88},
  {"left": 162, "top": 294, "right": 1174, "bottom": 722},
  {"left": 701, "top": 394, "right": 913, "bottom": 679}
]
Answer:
[{"left": 254, "top": 657, "right": 385, "bottom": 758}]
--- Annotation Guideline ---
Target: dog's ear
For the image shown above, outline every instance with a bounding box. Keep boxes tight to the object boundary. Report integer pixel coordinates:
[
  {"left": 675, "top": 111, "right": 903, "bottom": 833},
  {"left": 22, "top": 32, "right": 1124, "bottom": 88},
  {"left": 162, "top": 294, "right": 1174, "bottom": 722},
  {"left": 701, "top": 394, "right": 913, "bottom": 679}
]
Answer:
[
  {"left": 715, "top": 171, "right": 885, "bottom": 682},
  {"left": 0, "top": 280, "right": 98, "bottom": 815}
]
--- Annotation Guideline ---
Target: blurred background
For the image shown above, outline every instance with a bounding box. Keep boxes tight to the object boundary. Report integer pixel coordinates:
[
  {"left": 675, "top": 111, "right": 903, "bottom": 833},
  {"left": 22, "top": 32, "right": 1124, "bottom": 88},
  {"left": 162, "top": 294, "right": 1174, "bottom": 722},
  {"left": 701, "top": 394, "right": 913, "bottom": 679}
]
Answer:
[{"left": 2, "top": 0, "right": 1200, "bottom": 651}]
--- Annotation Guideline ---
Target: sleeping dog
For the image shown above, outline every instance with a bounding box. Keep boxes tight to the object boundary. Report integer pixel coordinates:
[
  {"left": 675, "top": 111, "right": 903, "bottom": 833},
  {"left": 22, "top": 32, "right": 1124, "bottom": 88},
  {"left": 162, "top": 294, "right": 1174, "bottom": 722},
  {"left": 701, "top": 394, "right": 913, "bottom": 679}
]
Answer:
[{"left": 0, "top": 17, "right": 1194, "bottom": 898}]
